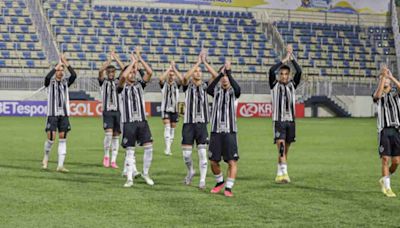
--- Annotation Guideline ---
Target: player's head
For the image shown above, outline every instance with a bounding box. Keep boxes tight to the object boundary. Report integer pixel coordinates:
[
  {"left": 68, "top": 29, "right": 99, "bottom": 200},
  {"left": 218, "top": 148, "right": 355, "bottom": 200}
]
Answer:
[
  {"left": 127, "top": 62, "right": 140, "bottom": 83},
  {"left": 168, "top": 69, "right": 176, "bottom": 83},
  {"left": 218, "top": 65, "right": 230, "bottom": 89},
  {"left": 221, "top": 75, "right": 230, "bottom": 89},
  {"left": 55, "top": 64, "right": 65, "bottom": 80},
  {"left": 192, "top": 66, "right": 202, "bottom": 81},
  {"left": 106, "top": 65, "right": 116, "bottom": 80},
  {"left": 279, "top": 65, "right": 291, "bottom": 84}
]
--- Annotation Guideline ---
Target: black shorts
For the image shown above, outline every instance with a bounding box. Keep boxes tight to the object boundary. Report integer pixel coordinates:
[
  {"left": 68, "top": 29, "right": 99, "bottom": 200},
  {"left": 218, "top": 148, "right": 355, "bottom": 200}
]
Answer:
[
  {"left": 122, "top": 121, "right": 153, "bottom": 148},
  {"left": 274, "top": 121, "right": 296, "bottom": 144},
  {"left": 45, "top": 116, "right": 71, "bottom": 132},
  {"left": 209, "top": 132, "right": 239, "bottom": 163},
  {"left": 162, "top": 111, "right": 179, "bottom": 123},
  {"left": 379, "top": 128, "right": 400, "bottom": 157},
  {"left": 182, "top": 123, "right": 209, "bottom": 146},
  {"left": 103, "top": 111, "right": 121, "bottom": 133}
]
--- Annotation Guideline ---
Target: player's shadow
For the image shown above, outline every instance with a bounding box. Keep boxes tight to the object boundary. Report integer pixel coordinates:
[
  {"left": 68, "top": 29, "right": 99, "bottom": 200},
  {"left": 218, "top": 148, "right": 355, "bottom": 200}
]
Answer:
[
  {"left": 0, "top": 163, "right": 42, "bottom": 172},
  {"left": 16, "top": 174, "right": 117, "bottom": 185},
  {"left": 16, "top": 159, "right": 103, "bottom": 168},
  {"left": 291, "top": 184, "right": 377, "bottom": 194}
]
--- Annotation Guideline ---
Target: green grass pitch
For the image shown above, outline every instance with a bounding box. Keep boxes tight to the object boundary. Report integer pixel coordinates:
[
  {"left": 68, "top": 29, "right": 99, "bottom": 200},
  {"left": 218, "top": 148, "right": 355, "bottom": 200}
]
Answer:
[{"left": 1, "top": 117, "right": 400, "bottom": 227}]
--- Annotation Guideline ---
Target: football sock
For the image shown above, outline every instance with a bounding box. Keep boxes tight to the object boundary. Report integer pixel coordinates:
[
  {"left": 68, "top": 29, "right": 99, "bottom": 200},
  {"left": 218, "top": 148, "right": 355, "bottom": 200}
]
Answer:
[
  {"left": 126, "top": 147, "right": 136, "bottom": 182},
  {"left": 111, "top": 136, "right": 119, "bottom": 163},
  {"left": 226, "top": 178, "right": 235, "bottom": 189},
  {"left": 143, "top": 144, "right": 153, "bottom": 176},
  {"left": 198, "top": 144, "right": 208, "bottom": 184},
  {"left": 383, "top": 176, "right": 391, "bottom": 189},
  {"left": 103, "top": 132, "right": 112, "bottom": 157},
  {"left": 43, "top": 139, "right": 54, "bottom": 161},
  {"left": 182, "top": 147, "right": 194, "bottom": 173},
  {"left": 57, "top": 139, "right": 67, "bottom": 168}
]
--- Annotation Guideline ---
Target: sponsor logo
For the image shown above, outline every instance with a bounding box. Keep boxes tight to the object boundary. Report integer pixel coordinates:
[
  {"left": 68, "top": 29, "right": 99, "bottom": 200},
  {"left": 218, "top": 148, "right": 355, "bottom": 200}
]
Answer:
[
  {"left": 238, "top": 103, "right": 272, "bottom": 117},
  {"left": 123, "top": 138, "right": 128, "bottom": 144},
  {"left": 237, "top": 102, "right": 305, "bottom": 118},
  {"left": 275, "top": 131, "right": 281, "bottom": 138},
  {"left": 379, "top": 145, "right": 384, "bottom": 153},
  {"left": 69, "top": 101, "right": 102, "bottom": 116},
  {"left": 0, "top": 101, "right": 47, "bottom": 117}
]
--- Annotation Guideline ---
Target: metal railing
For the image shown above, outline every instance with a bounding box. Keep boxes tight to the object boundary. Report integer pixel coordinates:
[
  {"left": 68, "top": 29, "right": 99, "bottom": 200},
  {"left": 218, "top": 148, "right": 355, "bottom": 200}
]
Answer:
[{"left": 26, "top": 0, "right": 59, "bottom": 63}]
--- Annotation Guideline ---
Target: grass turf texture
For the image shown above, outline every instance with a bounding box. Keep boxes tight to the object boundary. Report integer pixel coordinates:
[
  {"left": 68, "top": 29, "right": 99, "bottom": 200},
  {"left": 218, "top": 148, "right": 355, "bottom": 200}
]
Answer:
[{"left": 0, "top": 117, "right": 399, "bottom": 227}]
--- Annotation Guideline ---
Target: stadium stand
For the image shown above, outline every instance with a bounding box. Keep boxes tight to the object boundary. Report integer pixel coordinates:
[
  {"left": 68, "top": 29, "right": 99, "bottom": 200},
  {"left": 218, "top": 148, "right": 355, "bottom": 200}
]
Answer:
[
  {"left": 42, "top": 0, "right": 276, "bottom": 81},
  {"left": 275, "top": 21, "right": 394, "bottom": 78},
  {"left": 0, "top": 0, "right": 396, "bottom": 95},
  {"left": 0, "top": 0, "right": 48, "bottom": 76}
]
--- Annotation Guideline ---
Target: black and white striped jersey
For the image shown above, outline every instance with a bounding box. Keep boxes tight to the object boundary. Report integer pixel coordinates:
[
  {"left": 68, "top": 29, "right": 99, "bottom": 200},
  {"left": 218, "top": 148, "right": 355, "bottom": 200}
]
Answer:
[
  {"left": 118, "top": 79, "right": 147, "bottom": 123},
  {"left": 44, "top": 66, "right": 77, "bottom": 117},
  {"left": 182, "top": 81, "right": 209, "bottom": 124},
  {"left": 373, "top": 88, "right": 400, "bottom": 132},
  {"left": 99, "top": 78, "right": 119, "bottom": 112},
  {"left": 269, "top": 60, "right": 302, "bottom": 122},
  {"left": 160, "top": 81, "right": 180, "bottom": 115},
  {"left": 207, "top": 71, "right": 241, "bottom": 133}
]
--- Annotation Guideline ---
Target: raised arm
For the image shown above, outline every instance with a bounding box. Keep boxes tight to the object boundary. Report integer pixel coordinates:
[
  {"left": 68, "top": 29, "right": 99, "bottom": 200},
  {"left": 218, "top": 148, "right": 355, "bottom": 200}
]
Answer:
[
  {"left": 159, "top": 65, "right": 171, "bottom": 85},
  {"left": 225, "top": 61, "right": 241, "bottom": 98},
  {"left": 268, "top": 45, "right": 292, "bottom": 89},
  {"left": 98, "top": 58, "right": 112, "bottom": 82},
  {"left": 171, "top": 61, "right": 183, "bottom": 85},
  {"left": 206, "top": 73, "right": 223, "bottom": 97},
  {"left": 118, "top": 54, "right": 136, "bottom": 89},
  {"left": 291, "top": 58, "right": 302, "bottom": 88},
  {"left": 44, "top": 62, "right": 59, "bottom": 87},
  {"left": 111, "top": 51, "right": 125, "bottom": 70},
  {"left": 136, "top": 46, "right": 153, "bottom": 82},
  {"left": 387, "top": 69, "right": 400, "bottom": 91},
  {"left": 183, "top": 53, "right": 202, "bottom": 86},
  {"left": 60, "top": 54, "right": 76, "bottom": 87},
  {"left": 269, "top": 61, "right": 283, "bottom": 89},
  {"left": 373, "top": 68, "right": 388, "bottom": 101},
  {"left": 202, "top": 52, "right": 218, "bottom": 80}
]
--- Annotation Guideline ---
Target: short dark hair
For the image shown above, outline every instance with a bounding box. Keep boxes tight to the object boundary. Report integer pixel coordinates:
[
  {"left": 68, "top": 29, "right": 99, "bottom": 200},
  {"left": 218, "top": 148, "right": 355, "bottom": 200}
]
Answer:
[
  {"left": 279, "top": 65, "right": 291, "bottom": 72},
  {"left": 106, "top": 65, "right": 116, "bottom": 71}
]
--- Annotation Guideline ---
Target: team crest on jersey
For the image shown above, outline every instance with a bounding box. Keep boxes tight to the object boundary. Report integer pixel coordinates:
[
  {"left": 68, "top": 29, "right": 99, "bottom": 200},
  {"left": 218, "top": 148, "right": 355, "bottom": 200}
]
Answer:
[{"left": 379, "top": 145, "right": 384, "bottom": 153}]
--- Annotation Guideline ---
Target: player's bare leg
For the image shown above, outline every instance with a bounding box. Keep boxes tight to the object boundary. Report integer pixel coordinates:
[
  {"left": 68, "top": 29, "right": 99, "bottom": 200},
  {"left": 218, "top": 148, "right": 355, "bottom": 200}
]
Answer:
[
  {"left": 210, "top": 160, "right": 224, "bottom": 194},
  {"left": 380, "top": 156, "right": 396, "bottom": 197},
  {"left": 223, "top": 160, "right": 237, "bottom": 197}
]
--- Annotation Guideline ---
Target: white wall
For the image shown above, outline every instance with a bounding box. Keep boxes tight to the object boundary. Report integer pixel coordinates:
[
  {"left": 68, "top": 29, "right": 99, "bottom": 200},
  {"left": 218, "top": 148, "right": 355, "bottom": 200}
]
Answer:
[{"left": 337, "top": 96, "right": 375, "bottom": 117}]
